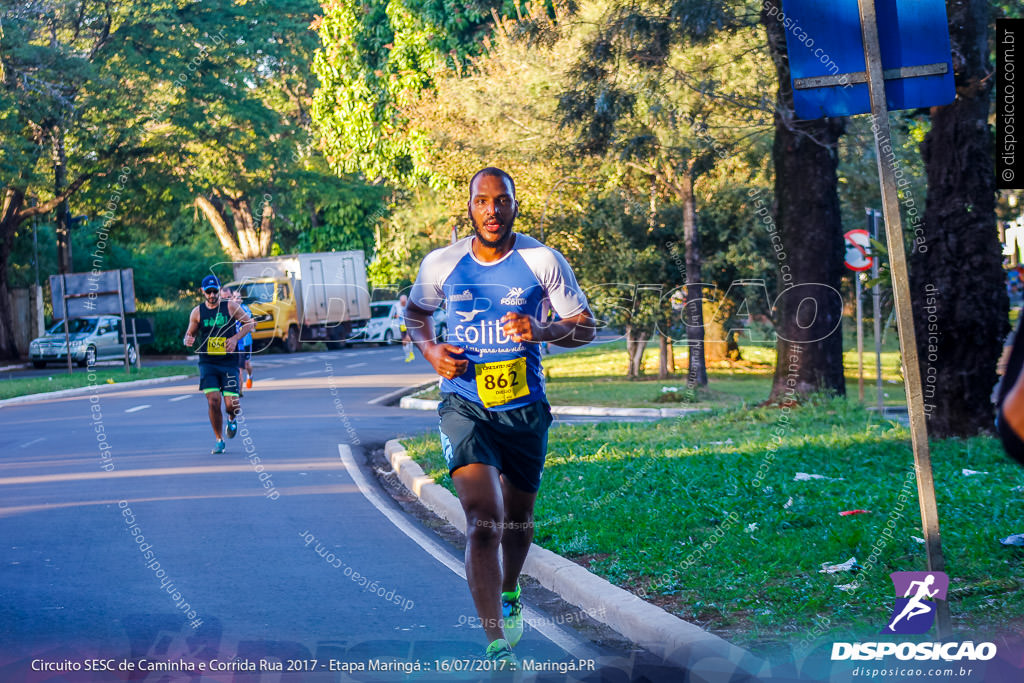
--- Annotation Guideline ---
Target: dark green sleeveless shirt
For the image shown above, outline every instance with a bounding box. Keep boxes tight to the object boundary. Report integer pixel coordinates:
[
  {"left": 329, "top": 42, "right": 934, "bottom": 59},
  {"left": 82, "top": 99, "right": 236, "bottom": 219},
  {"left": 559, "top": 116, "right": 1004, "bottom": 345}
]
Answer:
[{"left": 198, "top": 300, "right": 237, "bottom": 366}]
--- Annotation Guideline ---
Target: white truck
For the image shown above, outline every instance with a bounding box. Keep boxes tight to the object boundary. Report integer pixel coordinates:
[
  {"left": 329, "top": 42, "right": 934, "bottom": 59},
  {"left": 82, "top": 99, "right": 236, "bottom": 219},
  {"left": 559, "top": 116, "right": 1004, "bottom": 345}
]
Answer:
[{"left": 227, "top": 251, "right": 371, "bottom": 352}]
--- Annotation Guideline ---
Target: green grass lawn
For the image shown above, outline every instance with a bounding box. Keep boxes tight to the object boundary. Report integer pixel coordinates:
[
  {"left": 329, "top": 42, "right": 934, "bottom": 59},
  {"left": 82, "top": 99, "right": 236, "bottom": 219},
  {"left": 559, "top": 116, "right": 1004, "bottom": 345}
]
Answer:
[
  {"left": 417, "top": 324, "right": 908, "bottom": 410},
  {"left": 400, "top": 398, "right": 1024, "bottom": 650},
  {"left": 0, "top": 365, "right": 196, "bottom": 400}
]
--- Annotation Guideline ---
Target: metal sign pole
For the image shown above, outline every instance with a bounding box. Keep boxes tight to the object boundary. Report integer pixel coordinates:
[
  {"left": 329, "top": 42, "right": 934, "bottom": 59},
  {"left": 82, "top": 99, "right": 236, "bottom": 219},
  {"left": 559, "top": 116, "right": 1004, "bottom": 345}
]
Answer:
[
  {"left": 872, "top": 211, "right": 884, "bottom": 414},
  {"left": 117, "top": 270, "right": 129, "bottom": 373},
  {"left": 856, "top": 267, "right": 864, "bottom": 402},
  {"left": 131, "top": 318, "right": 142, "bottom": 369},
  {"left": 857, "top": 0, "right": 950, "bottom": 638},
  {"left": 61, "top": 273, "right": 72, "bottom": 374}
]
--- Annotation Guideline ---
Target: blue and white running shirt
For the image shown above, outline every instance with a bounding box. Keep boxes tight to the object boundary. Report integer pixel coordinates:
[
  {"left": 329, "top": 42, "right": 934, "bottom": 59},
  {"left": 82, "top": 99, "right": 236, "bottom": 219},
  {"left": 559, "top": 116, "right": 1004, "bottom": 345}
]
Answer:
[{"left": 409, "top": 233, "right": 588, "bottom": 410}]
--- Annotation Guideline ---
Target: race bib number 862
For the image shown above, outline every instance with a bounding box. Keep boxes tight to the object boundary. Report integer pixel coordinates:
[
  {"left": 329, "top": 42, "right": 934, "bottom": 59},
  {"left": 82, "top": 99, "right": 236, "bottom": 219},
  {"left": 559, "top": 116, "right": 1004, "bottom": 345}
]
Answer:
[{"left": 474, "top": 357, "right": 530, "bottom": 408}]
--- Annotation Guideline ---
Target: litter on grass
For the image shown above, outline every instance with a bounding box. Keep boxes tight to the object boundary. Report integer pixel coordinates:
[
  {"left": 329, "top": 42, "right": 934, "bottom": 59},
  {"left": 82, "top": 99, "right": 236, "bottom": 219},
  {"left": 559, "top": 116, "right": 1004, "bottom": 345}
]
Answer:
[
  {"left": 783, "top": 497, "right": 794, "bottom": 509},
  {"left": 819, "top": 557, "right": 860, "bottom": 574},
  {"left": 836, "top": 582, "right": 859, "bottom": 592},
  {"left": 912, "top": 536, "right": 925, "bottom": 544},
  {"left": 839, "top": 509, "right": 871, "bottom": 516},
  {"left": 962, "top": 469, "right": 988, "bottom": 476},
  {"left": 999, "top": 533, "right": 1024, "bottom": 546},
  {"left": 794, "top": 472, "right": 845, "bottom": 482},
  {"left": 746, "top": 523, "right": 759, "bottom": 533}
]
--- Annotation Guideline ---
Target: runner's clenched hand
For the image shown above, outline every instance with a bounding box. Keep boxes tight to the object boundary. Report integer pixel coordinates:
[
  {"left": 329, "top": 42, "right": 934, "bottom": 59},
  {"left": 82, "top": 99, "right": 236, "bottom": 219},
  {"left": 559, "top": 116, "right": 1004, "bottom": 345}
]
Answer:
[
  {"left": 424, "top": 343, "right": 468, "bottom": 379},
  {"left": 500, "top": 312, "right": 537, "bottom": 343}
]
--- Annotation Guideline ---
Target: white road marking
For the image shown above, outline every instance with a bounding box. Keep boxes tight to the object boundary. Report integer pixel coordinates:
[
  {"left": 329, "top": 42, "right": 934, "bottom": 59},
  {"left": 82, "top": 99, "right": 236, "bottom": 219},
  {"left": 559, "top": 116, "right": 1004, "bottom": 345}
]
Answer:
[
  {"left": 296, "top": 369, "right": 321, "bottom": 377},
  {"left": 125, "top": 405, "right": 151, "bottom": 413},
  {"left": 19, "top": 437, "right": 45, "bottom": 448},
  {"left": 336, "top": 444, "right": 596, "bottom": 660},
  {"left": 169, "top": 395, "right": 192, "bottom": 402},
  {"left": 346, "top": 362, "right": 367, "bottom": 369},
  {"left": 261, "top": 377, "right": 275, "bottom": 382}
]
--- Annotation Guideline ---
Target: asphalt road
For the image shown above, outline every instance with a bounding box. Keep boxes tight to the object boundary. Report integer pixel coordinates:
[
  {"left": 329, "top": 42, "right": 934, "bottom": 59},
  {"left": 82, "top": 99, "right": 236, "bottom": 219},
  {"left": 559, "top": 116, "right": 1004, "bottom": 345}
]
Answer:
[{"left": 0, "top": 344, "right": 681, "bottom": 682}]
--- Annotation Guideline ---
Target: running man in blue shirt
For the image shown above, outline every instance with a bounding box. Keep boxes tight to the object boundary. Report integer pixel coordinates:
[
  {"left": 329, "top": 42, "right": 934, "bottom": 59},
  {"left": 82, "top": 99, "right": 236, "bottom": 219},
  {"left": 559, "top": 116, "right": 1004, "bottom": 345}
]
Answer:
[
  {"left": 226, "top": 288, "right": 254, "bottom": 389},
  {"left": 405, "top": 168, "right": 595, "bottom": 668}
]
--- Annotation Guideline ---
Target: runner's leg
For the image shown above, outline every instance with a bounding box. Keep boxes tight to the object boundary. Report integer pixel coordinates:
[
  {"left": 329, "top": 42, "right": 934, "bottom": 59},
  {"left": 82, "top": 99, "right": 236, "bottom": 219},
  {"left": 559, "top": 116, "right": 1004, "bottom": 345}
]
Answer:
[
  {"left": 224, "top": 367, "right": 241, "bottom": 421},
  {"left": 452, "top": 463, "right": 506, "bottom": 643},
  {"left": 206, "top": 391, "right": 223, "bottom": 439},
  {"left": 224, "top": 394, "right": 240, "bottom": 420},
  {"left": 499, "top": 477, "right": 537, "bottom": 594}
]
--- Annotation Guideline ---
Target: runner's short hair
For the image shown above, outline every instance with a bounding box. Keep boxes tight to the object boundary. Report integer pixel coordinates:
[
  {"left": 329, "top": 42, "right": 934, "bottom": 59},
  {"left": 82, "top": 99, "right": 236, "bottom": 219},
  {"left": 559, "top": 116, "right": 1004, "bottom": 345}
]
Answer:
[{"left": 469, "top": 167, "right": 516, "bottom": 201}]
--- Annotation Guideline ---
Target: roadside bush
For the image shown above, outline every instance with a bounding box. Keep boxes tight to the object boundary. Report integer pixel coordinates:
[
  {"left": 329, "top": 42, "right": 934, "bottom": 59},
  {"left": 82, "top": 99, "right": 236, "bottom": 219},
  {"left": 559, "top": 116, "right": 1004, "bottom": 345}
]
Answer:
[{"left": 137, "top": 298, "right": 193, "bottom": 355}]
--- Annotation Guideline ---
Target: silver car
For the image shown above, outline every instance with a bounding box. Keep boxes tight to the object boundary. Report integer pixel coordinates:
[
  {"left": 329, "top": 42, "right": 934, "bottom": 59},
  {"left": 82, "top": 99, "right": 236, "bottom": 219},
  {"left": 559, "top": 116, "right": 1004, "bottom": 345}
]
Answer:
[{"left": 29, "top": 315, "right": 138, "bottom": 368}]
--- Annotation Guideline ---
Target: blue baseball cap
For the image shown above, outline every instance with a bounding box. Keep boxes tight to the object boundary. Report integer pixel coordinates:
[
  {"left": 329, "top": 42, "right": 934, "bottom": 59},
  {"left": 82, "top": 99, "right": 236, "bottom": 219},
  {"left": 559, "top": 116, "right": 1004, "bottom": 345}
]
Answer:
[{"left": 201, "top": 275, "right": 221, "bottom": 292}]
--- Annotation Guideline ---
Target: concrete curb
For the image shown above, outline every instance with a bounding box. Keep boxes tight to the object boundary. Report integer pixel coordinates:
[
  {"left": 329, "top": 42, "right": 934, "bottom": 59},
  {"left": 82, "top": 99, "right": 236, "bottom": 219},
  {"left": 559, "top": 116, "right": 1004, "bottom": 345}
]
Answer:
[
  {"left": 384, "top": 439, "right": 767, "bottom": 678},
  {"left": 0, "top": 374, "right": 193, "bottom": 408},
  {"left": 0, "top": 362, "right": 30, "bottom": 372},
  {"left": 368, "top": 379, "right": 439, "bottom": 406},
  {"left": 399, "top": 395, "right": 702, "bottom": 418}
]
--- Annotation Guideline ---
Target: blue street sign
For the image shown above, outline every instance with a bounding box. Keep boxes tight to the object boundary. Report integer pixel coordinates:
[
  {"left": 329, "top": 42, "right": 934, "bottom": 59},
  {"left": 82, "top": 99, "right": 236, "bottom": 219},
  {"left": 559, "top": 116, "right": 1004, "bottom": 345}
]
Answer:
[{"left": 779, "top": 0, "right": 955, "bottom": 119}]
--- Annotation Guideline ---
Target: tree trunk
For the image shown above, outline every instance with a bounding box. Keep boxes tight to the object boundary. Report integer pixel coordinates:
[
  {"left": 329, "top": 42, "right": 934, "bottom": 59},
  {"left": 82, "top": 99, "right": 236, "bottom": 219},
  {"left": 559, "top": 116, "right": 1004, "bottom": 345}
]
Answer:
[
  {"left": 0, "top": 176, "right": 91, "bottom": 358},
  {"left": 909, "top": 0, "right": 1003, "bottom": 437},
  {"left": 198, "top": 193, "right": 273, "bottom": 261},
  {"left": 626, "top": 324, "right": 649, "bottom": 378},
  {"left": 0, "top": 188, "right": 24, "bottom": 359},
  {"left": 258, "top": 200, "right": 274, "bottom": 255},
  {"left": 658, "top": 333, "right": 672, "bottom": 379},
  {"left": 681, "top": 169, "right": 708, "bottom": 387},
  {"left": 762, "top": 0, "right": 847, "bottom": 401},
  {"left": 704, "top": 298, "right": 731, "bottom": 362},
  {"left": 52, "top": 127, "right": 71, "bottom": 274},
  {"left": 196, "top": 195, "right": 244, "bottom": 262},
  {"left": 229, "top": 196, "right": 260, "bottom": 258}
]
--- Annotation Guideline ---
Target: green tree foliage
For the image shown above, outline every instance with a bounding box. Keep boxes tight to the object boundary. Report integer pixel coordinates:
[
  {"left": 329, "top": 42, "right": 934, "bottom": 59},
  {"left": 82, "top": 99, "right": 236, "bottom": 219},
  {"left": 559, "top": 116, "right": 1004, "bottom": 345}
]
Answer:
[
  {"left": 555, "top": 0, "right": 774, "bottom": 381},
  {"left": 311, "top": 0, "right": 537, "bottom": 185},
  {"left": 312, "top": 0, "right": 442, "bottom": 184},
  {"left": 552, "top": 192, "right": 683, "bottom": 377},
  {"left": 0, "top": 0, "right": 181, "bottom": 357}
]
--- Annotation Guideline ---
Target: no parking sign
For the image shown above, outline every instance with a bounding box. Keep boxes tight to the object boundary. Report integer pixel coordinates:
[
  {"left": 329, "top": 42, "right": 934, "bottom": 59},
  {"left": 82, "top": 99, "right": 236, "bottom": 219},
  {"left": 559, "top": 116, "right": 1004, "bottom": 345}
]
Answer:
[{"left": 844, "top": 229, "right": 873, "bottom": 271}]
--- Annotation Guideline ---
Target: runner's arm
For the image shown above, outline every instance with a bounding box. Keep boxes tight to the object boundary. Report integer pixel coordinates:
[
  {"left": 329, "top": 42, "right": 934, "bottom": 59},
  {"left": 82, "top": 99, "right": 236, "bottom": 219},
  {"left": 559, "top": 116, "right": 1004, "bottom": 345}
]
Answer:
[
  {"left": 183, "top": 307, "right": 200, "bottom": 346},
  {"left": 501, "top": 309, "right": 596, "bottom": 348},
  {"left": 226, "top": 301, "right": 255, "bottom": 352},
  {"left": 406, "top": 302, "right": 468, "bottom": 377}
]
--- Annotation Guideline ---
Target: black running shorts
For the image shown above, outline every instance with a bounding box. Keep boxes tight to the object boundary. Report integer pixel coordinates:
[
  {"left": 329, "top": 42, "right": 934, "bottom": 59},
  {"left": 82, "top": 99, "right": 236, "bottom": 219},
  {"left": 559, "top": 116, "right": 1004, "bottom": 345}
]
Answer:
[
  {"left": 438, "top": 391, "right": 553, "bottom": 494},
  {"left": 199, "top": 362, "right": 240, "bottom": 397}
]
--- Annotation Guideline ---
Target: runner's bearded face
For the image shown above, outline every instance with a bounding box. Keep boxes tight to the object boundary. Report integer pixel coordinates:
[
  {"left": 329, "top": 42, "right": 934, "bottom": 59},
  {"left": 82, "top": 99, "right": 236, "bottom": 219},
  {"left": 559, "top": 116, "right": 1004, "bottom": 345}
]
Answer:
[
  {"left": 469, "top": 174, "right": 517, "bottom": 249},
  {"left": 203, "top": 288, "right": 219, "bottom": 306}
]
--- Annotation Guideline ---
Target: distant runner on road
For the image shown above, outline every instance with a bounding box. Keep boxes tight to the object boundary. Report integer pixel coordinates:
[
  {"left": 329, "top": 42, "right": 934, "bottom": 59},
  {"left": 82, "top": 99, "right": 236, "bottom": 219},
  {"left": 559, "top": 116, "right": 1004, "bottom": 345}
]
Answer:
[
  {"left": 398, "top": 293, "right": 414, "bottom": 363},
  {"left": 226, "top": 287, "right": 255, "bottom": 389},
  {"left": 405, "top": 167, "right": 595, "bottom": 669},
  {"left": 183, "top": 275, "right": 254, "bottom": 454}
]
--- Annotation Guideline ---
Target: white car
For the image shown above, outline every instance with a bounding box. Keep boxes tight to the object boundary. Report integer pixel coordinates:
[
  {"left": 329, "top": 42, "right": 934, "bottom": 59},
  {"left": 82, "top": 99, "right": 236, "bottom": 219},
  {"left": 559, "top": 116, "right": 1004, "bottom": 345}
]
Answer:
[{"left": 352, "top": 300, "right": 446, "bottom": 345}]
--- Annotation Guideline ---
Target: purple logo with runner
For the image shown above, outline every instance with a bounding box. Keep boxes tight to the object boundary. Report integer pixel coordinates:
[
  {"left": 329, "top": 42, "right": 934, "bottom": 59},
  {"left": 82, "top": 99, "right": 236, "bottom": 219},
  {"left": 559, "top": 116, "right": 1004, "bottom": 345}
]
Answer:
[{"left": 882, "top": 572, "right": 948, "bottom": 634}]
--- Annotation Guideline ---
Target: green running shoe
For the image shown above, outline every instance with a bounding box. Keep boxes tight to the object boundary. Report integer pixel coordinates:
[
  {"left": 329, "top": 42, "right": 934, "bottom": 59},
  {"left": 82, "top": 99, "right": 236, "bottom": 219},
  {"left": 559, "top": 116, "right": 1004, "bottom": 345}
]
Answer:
[
  {"left": 226, "top": 419, "right": 238, "bottom": 439},
  {"left": 211, "top": 440, "right": 226, "bottom": 454},
  {"left": 501, "top": 583, "right": 523, "bottom": 647},
  {"left": 485, "top": 638, "right": 517, "bottom": 671}
]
